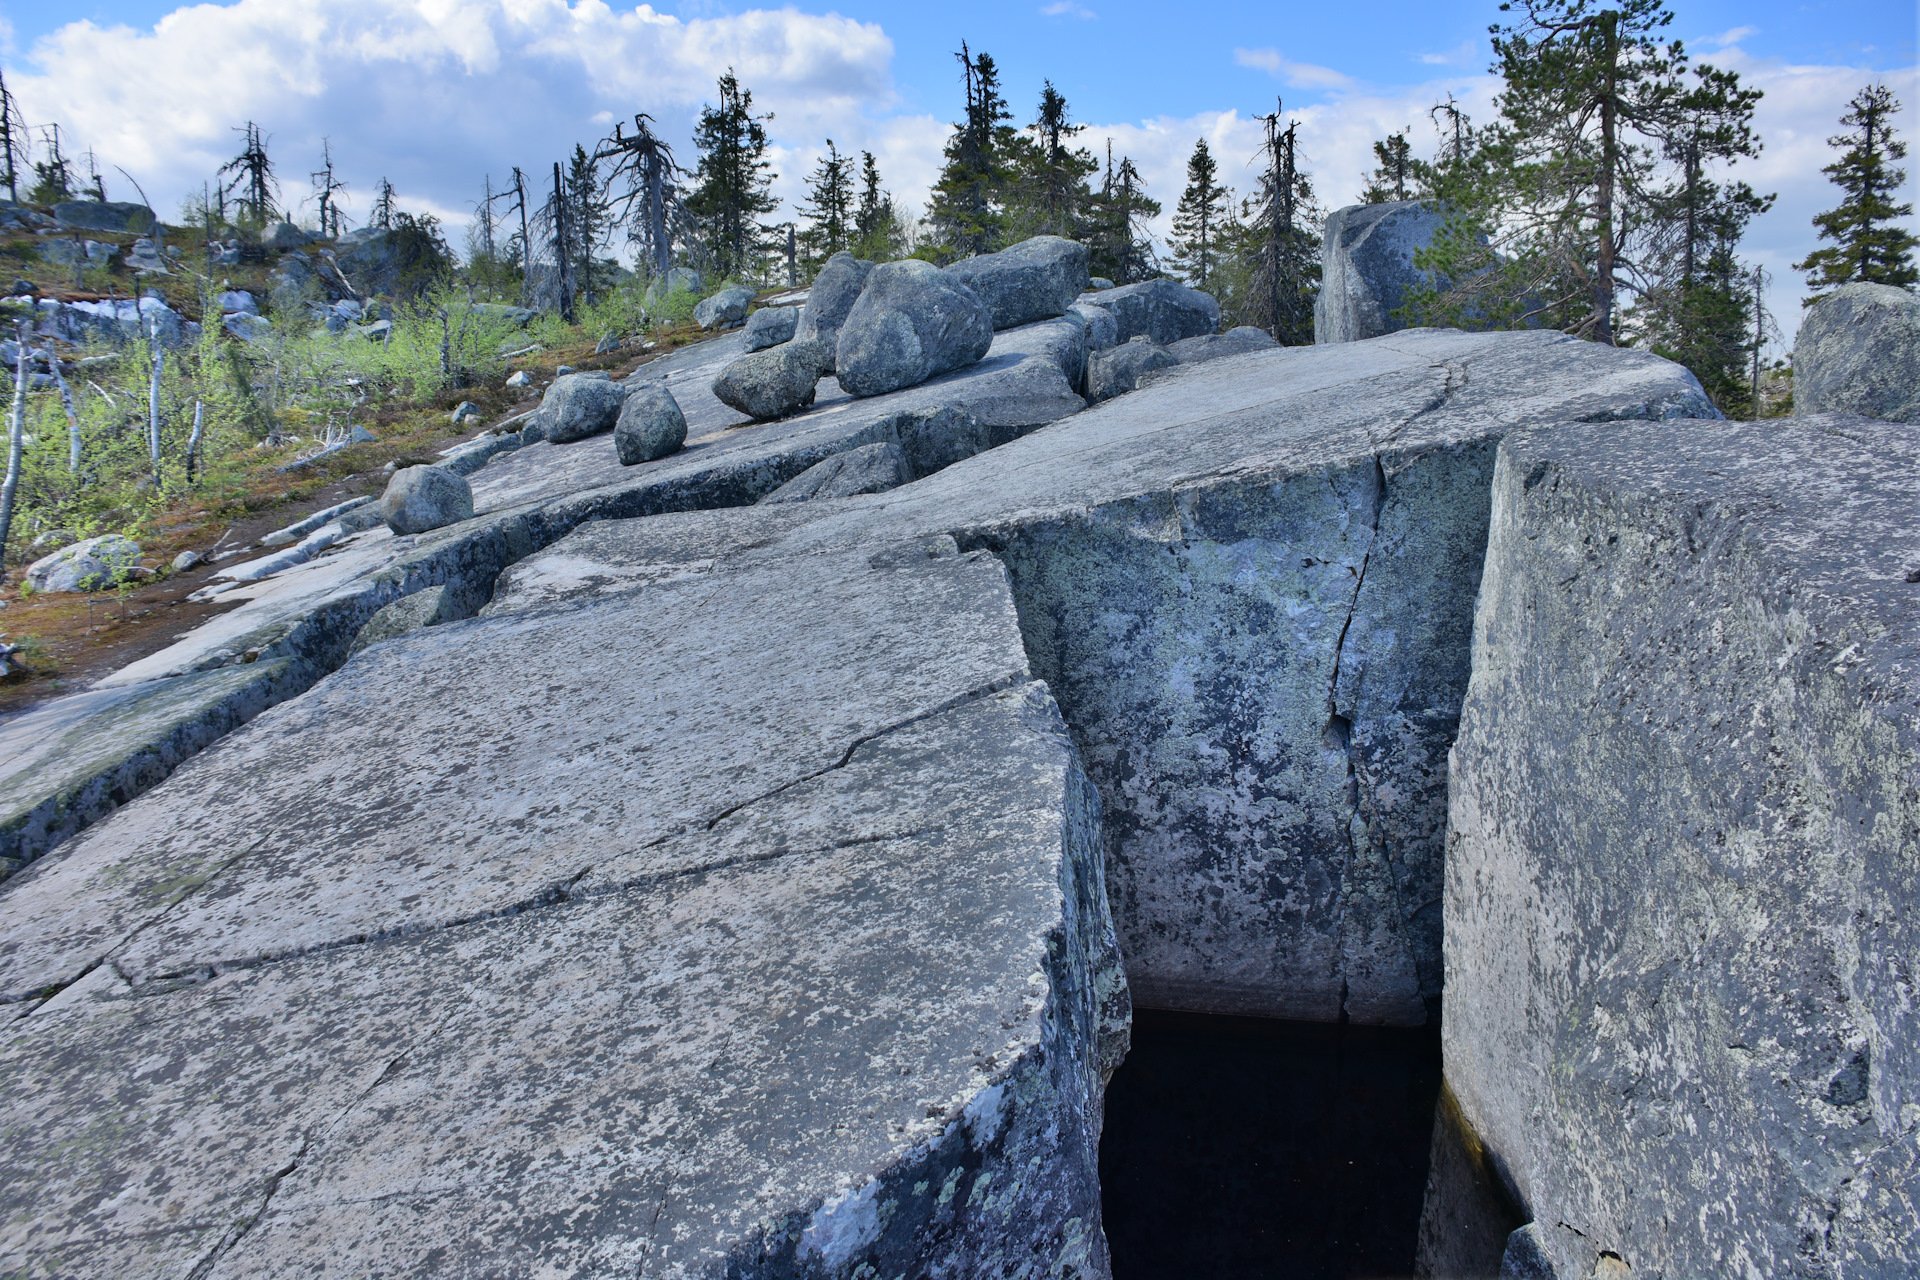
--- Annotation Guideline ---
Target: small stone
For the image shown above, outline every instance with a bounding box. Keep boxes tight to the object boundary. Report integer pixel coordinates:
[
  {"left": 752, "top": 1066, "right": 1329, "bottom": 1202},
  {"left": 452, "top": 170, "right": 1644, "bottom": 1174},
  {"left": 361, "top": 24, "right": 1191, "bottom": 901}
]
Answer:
[
  {"left": 505, "top": 370, "right": 532, "bottom": 389},
  {"left": 171, "top": 550, "right": 204, "bottom": 573},
  {"left": 25, "top": 535, "right": 142, "bottom": 593},
  {"left": 378, "top": 466, "right": 474, "bottom": 535},
  {"left": 594, "top": 333, "right": 620, "bottom": 355},
  {"left": 451, "top": 402, "right": 482, "bottom": 426}
]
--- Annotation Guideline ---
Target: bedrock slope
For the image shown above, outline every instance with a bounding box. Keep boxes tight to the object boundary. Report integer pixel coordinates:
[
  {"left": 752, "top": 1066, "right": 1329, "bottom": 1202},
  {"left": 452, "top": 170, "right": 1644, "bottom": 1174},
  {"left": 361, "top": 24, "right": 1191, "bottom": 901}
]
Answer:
[
  {"left": 1444, "top": 415, "right": 1920, "bottom": 1279},
  {"left": 0, "top": 541, "right": 1125, "bottom": 1278}
]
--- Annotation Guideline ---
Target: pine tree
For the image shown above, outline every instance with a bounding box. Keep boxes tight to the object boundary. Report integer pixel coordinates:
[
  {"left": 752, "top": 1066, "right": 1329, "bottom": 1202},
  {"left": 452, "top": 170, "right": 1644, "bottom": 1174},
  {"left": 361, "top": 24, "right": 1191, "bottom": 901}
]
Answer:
[
  {"left": 1168, "top": 138, "right": 1231, "bottom": 289},
  {"left": 370, "top": 178, "right": 396, "bottom": 232},
  {"left": 797, "top": 139, "right": 855, "bottom": 268},
  {"left": 28, "top": 125, "right": 73, "bottom": 205},
  {"left": 1360, "top": 131, "right": 1422, "bottom": 203},
  {"left": 852, "top": 151, "right": 907, "bottom": 261},
  {"left": 1086, "top": 141, "right": 1161, "bottom": 283},
  {"left": 928, "top": 43, "right": 1017, "bottom": 257},
  {"left": 1010, "top": 81, "right": 1097, "bottom": 240},
  {"left": 1797, "top": 84, "right": 1919, "bottom": 295},
  {"left": 687, "top": 69, "right": 778, "bottom": 281}
]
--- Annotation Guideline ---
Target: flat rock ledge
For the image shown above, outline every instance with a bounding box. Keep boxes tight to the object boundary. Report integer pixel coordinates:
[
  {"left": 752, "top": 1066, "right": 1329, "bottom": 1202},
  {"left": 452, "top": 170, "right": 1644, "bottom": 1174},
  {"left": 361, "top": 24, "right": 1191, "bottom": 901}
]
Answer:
[
  {"left": 1444, "top": 414, "right": 1920, "bottom": 1279},
  {"left": 0, "top": 542, "right": 1126, "bottom": 1277}
]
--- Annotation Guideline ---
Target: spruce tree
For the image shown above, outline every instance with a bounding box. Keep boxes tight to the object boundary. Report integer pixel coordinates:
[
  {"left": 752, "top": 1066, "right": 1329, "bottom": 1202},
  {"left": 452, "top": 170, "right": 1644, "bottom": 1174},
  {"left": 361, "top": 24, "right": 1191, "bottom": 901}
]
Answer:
[
  {"left": 797, "top": 139, "right": 855, "bottom": 268},
  {"left": 1360, "top": 131, "right": 1422, "bottom": 203},
  {"left": 1168, "top": 138, "right": 1230, "bottom": 289},
  {"left": 1086, "top": 141, "right": 1161, "bottom": 283},
  {"left": 852, "top": 151, "right": 906, "bottom": 260},
  {"left": 928, "top": 43, "right": 1016, "bottom": 257},
  {"left": 1235, "top": 105, "right": 1319, "bottom": 344},
  {"left": 566, "top": 144, "right": 610, "bottom": 306},
  {"left": 1011, "top": 81, "right": 1097, "bottom": 240},
  {"left": 29, "top": 125, "right": 74, "bottom": 205},
  {"left": 687, "top": 68, "right": 778, "bottom": 281},
  {"left": 1797, "top": 84, "right": 1919, "bottom": 294}
]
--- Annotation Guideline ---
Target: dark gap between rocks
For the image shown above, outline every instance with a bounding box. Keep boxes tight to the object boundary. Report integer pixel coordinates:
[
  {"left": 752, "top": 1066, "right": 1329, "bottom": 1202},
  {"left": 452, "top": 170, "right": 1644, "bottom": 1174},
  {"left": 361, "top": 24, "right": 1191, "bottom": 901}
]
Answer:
[{"left": 1101, "top": 1009, "right": 1487, "bottom": 1280}]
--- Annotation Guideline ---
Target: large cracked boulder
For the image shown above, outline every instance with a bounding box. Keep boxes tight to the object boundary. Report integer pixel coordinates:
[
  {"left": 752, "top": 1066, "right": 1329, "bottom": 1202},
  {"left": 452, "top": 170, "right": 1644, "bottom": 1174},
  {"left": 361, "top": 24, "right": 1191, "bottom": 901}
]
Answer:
[
  {"left": 614, "top": 384, "right": 688, "bottom": 464},
  {"left": 944, "top": 236, "right": 1090, "bottom": 330},
  {"left": 1444, "top": 414, "right": 1920, "bottom": 1280},
  {"left": 379, "top": 465, "right": 473, "bottom": 534},
  {"left": 793, "top": 252, "right": 874, "bottom": 359},
  {"left": 1081, "top": 278, "right": 1219, "bottom": 345},
  {"left": 25, "top": 535, "right": 141, "bottom": 594},
  {"left": 835, "top": 260, "right": 994, "bottom": 398},
  {"left": 694, "top": 284, "right": 756, "bottom": 331},
  {"left": 1315, "top": 201, "right": 1450, "bottom": 344},
  {"left": 534, "top": 372, "right": 627, "bottom": 444},
  {"left": 1793, "top": 282, "right": 1920, "bottom": 422},
  {"left": 760, "top": 440, "right": 910, "bottom": 503},
  {"left": 711, "top": 340, "right": 827, "bottom": 421}
]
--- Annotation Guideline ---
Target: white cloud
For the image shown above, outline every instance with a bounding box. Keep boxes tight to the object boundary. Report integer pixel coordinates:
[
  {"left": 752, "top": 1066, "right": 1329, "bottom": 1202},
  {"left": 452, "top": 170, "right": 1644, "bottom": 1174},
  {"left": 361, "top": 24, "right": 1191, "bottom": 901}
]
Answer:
[
  {"left": 11, "top": 0, "right": 895, "bottom": 233},
  {"left": 1040, "top": 2, "right": 1097, "bottom": 19},
  {"left": 1418, "top": 39, "right": 1482, "bottom": 68},
  {"left": 1702, "top": 26, "right": 1759, "bottom": 50},
  {"left": 1233, "top": 48, "right": 1353, "bottom": 91}
]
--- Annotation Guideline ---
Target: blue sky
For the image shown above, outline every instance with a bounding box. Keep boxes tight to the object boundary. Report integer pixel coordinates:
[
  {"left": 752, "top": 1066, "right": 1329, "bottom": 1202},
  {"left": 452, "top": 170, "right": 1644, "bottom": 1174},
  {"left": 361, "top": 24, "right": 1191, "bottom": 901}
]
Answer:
[{"left": 3, "top": 0, "right": 1916, "bottom": 340}]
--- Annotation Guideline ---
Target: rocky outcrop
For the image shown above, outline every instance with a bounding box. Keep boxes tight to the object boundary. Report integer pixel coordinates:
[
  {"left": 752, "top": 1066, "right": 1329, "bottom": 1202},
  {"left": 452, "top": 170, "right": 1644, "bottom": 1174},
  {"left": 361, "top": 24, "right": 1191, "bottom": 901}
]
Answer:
[
  {"left": 712, "top": 339, "right": 828, "bottom": 420},
  {"left": 0, "top": 537, "right": 1125, "bottom": 1278},
  {"left": 1443, "top": 414, "right": 1920, "bottom": 1280},
  {"left": 614, "top": 384, "right": 687, "bottom": 464},
  {"left": 695, "top": 284, "right": 756, "bottom": 331},
  {"left": 1793, "top": 282, "right": 1920, "bottom": 422},
  {"left": 50, "top": 201, "right": 155, "bottom": 235},
  {"left": 379, "top": 465, "right": 473, "bottom": 534},
  {"left": 742, "top": 304, "right": 800, "bottom": 351},
  {"left": 1165, "top": 325, "right": 1278, "bottom": 366},
  {"left": 944, "top": 235, "right": 1090, "bottom": 330},
  {"left": 761, "top": 439, "right": 910, "bottom": 502},
  {"left": 836, "top": 261, "right": 994, "bottom": 397},
  {"left": 25, "top": 534, "right": 141, "bottom": 593},
  {"left": 1315, "top": 201, "right": 1450, "bottom": 344}
]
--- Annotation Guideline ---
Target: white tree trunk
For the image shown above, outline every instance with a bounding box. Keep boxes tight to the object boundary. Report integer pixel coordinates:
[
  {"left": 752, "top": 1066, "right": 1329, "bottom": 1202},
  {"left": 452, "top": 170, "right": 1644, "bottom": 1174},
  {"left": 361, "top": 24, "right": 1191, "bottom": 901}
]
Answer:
[
  {"left": 47, "top": 353, "right": 81, "bottom": 473},
  {"left": 147, "top": 320, "right": 163, "bottom": 491},
  {"left": 185, "top": 398, "right": 204, "bottom": 484},
  {"left": 0, "top": 321, "right": 27, "bottom": 573}
]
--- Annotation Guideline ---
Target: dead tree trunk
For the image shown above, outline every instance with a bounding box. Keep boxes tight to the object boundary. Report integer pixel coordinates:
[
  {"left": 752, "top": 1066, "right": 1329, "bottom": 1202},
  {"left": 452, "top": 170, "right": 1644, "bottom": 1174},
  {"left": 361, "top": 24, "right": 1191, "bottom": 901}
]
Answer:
[{"left": 0, "top": 323, "right": 27, "bottom": 572}]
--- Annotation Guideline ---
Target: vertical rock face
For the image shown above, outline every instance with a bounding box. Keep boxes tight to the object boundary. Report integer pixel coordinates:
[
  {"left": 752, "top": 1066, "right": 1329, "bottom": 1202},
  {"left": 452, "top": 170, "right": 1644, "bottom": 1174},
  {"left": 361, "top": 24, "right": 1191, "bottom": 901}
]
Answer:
[
  {"left": 1314, "top": 200, "right": 1450, "bottom": 344},
  {"left": 1792, "top": 282, "right": 1920, "bottom": 422},
  {"left": 1445, "top": 415, "right": 1920, "bottom": 1279}
]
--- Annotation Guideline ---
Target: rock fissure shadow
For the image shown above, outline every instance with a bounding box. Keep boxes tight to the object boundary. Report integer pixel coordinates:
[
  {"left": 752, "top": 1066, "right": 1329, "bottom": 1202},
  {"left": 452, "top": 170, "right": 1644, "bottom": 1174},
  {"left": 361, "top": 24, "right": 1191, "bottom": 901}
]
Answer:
[{"left": 1099, "top": 1008, "right": 1488, "bottom": 1280}]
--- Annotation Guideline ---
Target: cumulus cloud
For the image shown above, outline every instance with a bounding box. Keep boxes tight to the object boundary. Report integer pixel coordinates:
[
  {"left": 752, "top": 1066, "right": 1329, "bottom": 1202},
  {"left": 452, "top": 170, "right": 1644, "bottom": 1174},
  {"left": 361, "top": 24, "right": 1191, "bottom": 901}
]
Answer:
[
  {"left": 11, "top": 0, "right": 895, "bottom": 230},
  {"left": 1233, "top": 48, "right": 1353, "bottom": 91}
]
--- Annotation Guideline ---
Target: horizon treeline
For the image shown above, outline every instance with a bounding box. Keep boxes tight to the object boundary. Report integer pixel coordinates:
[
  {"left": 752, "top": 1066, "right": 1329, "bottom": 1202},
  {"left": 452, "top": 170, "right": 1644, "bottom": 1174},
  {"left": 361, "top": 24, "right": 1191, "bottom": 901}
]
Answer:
[{"left": 2, "top": 0, "right": 1917, "bottom": 410}]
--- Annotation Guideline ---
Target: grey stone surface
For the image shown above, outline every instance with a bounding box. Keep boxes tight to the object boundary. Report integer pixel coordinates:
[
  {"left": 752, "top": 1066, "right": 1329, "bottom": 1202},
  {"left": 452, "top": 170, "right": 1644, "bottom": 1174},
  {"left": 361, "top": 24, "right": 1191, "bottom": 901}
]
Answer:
[
  {"left": 794, "top": 252, "right": 874, "bottom": 359},
  {"left": 1086, "top": 337, "right": 1177, "bottom": 402},
  {"left": 1079, "top": 278, "right": 1219, "bottom": 345},
  {"left": 614, "top": 383, "right": 689, "bottom": 464},
  {"left": 711, "top": 339, "right": 828, "bottom": 421},
  {"left": 348, "top": 584, "right": 460, "bottom": 653},
  {"left": 836, "top": 260, "right": 994, "bottom": 397},
  {"left": 944, "top": 235, "right": 1090, "bottom": 330},
  {"left": 25, "top": 534, "right": 141, "bottom": 593},
  {"left": 1793, "top": 282, "right": 1920, "bottom": 422},
  {"left": 1165, "top": 325, "right": 1279, "bottom": 366},
  {"left": 221, "top": 312, "right": 271, "bottom": 342},
  {"left": 50, "top": 200, "right": 155, "bottom": 235},
  {"left": 379, "top": 465, "right": 473, "bottom": 534},
  {"left": 1315, "top": 201, "right": 1451, "bottom": 344},
  {"left": 742, "top": 303, "right": 800, "bottom": 351},
  {"left": 760, "top": 439, "right": 910, "bottom": 503},
  {"left": 534, "top": 371, "right": 628, "bottom": 444},
  {"left": 0, "top": 541, "right": 1124, "bottom": 1278},
  {"left": 262, "top": 221, "right": 311, "bottom": 252},
  {"left": 694, "top": 283, "right": 756, "bottom": 331},
  {"left": 1444, "top": 414, "right": 1920, "bottom": 1279}
]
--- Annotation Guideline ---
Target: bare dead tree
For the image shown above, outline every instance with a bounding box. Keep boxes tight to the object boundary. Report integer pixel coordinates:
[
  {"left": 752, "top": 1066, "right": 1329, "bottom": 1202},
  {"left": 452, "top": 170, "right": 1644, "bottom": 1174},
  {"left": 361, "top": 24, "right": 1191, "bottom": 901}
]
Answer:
[
  {"left": 595, "top": 113, "right": 680, "bottom": 278},
  {"left": 0, "top": 323, "right": 26, "bottom": 572},
  {"left": 311, "top": 139, "right": 348, "bottom": 238},
  {"left": 0, "top": 71, "right": 25, "bottom": 203},
  {"left": 220, "top": 122, "right": 277, "bottom": 227},
  {"left": 46, "top": 351, "right": 81, "bottom": 472}
]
